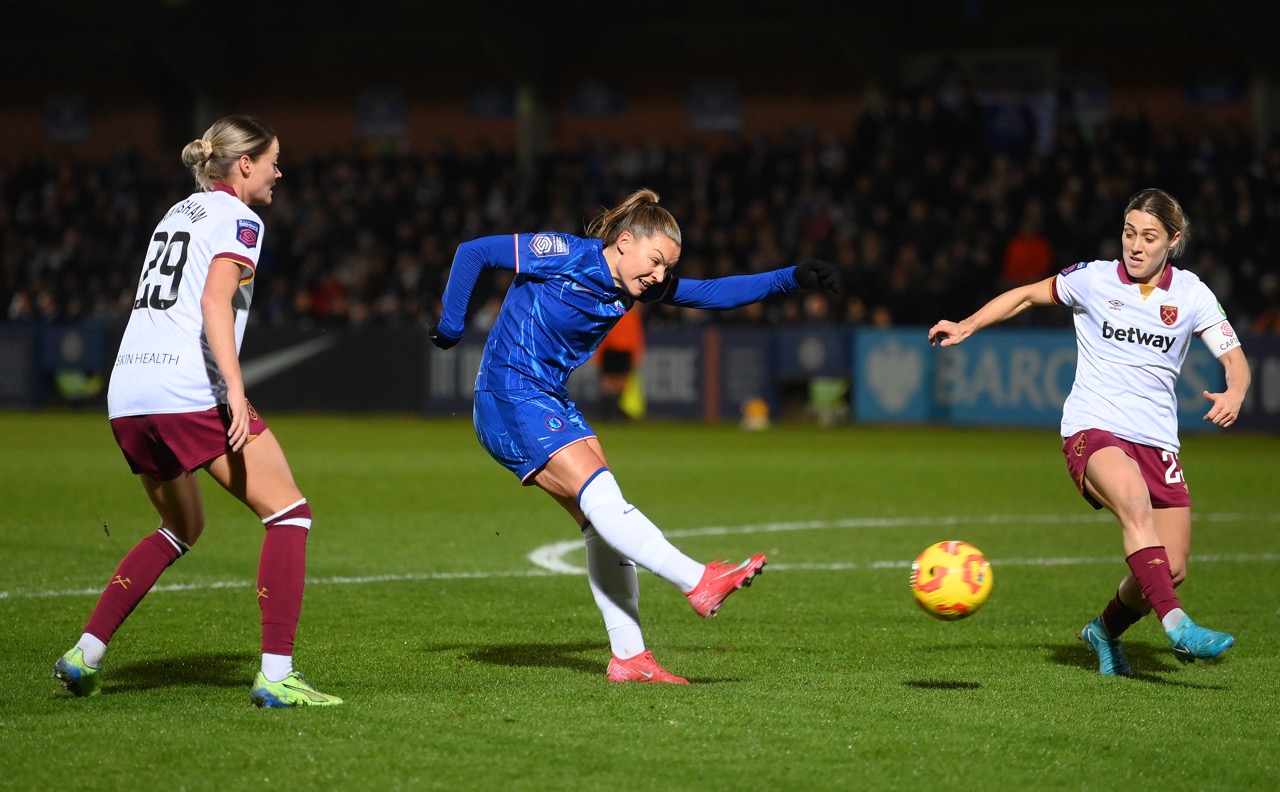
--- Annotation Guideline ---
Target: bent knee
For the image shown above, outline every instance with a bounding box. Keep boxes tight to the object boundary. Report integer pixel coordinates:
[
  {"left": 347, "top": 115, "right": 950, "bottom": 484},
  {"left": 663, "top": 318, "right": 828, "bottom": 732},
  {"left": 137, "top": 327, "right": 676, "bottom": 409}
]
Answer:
[{"left": 164, "top": 519, "right": 205, "bottom": 547}]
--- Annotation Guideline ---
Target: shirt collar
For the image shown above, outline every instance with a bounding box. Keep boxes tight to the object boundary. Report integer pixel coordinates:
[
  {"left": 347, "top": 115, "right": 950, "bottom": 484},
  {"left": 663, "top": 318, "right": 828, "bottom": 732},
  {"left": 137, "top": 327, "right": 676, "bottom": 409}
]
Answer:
[{"left": 1115, "top": 260, "right": 1174, "bottom": 290}]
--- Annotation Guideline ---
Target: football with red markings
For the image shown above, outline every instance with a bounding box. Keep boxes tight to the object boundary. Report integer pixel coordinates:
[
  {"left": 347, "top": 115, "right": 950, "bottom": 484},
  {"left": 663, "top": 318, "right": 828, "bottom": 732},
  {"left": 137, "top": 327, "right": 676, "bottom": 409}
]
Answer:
[{"left": 909, "top": 540, "right": 994, "bottom": 620}]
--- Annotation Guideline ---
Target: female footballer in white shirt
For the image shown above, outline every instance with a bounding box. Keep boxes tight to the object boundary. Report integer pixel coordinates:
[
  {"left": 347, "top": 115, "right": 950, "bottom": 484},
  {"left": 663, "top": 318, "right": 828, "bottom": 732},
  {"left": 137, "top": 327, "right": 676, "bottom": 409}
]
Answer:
[
  {"left": 52, "top": 116, "right": 341, "bottom": 707},
  {"left": 929, "top": 188, "right": 1250, "bottom": 676}
]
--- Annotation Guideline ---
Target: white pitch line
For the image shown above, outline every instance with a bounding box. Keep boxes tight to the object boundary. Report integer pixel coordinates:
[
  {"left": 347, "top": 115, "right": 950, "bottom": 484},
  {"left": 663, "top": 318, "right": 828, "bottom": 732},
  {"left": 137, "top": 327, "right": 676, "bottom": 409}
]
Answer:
[
  {"left": 5, "top": 513, "right": 1276, "bottom": 601},
  {"left": 529, "top": 511, "right": 1280, "bottom": 575},
  {"left": 527, "top": 513, "right": 1122, "bottom": 575},
  {"left": 773, "top": 553, "right": 1280, "bottom": 572},
  {"left": 0, "top": 569, "right": 557, "bottom": 601}
]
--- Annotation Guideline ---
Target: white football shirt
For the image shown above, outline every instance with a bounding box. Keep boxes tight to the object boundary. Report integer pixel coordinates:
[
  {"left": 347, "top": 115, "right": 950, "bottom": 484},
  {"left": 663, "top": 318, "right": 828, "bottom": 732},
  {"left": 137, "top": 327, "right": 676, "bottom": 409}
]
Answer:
[
  {"left": 1051, "top": 259, "right": 1237, "bottom": 452},
  {"left": 108, "top": 185, "right": 261, "bottom": 418}
]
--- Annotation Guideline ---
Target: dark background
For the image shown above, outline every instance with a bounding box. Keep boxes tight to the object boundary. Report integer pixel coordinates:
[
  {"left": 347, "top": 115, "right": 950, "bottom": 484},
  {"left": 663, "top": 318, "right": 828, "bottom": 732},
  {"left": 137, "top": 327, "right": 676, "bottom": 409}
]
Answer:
[
  {"left": 12, "top": 1, "right": 1280, "bottom": 77},
  {"left": 8, "top": 1, "right": 1280, "bottom": 153},
  {"left": 5, "top": 1, "right": 1280, "bottom": 424}
]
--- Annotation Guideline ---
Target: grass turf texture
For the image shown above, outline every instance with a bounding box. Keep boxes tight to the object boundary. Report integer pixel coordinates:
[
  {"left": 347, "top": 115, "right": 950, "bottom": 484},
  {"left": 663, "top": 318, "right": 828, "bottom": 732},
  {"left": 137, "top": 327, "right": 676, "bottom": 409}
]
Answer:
[{"left": 2, "top": 412, "right": 1277, "bottom": 790}]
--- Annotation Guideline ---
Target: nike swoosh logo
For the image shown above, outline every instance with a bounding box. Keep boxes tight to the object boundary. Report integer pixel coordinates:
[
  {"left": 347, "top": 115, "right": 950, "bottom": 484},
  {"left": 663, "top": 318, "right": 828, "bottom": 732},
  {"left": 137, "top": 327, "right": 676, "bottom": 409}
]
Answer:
[
  {"left": 241, "top": 336, "right": 340, "bottom": 388},
  {"left": 714, "top": 560, "right": 752, "bottom": 580},
  {"left": 623, "top": 506, "right": 637, "bottom": 514},
  {"left": 282, "top": 682, "right": 331, "bottom": 703},
  {"left": 638, "top": 670, "right": 654, "bottom": 679}
]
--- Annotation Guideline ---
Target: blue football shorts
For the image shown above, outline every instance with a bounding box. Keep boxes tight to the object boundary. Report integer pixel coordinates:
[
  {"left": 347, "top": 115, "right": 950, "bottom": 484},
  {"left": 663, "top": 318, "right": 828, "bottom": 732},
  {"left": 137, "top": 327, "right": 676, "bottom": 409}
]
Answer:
[{"left": 473, "top": 388, "right": 596, "bottom": 483}]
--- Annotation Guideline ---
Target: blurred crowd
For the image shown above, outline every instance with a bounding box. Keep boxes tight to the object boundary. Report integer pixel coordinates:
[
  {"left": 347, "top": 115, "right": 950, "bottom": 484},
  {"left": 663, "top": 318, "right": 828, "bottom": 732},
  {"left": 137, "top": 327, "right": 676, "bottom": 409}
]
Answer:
[{"left": 5, "top": 86, "right": 1280, "bottom": 333}]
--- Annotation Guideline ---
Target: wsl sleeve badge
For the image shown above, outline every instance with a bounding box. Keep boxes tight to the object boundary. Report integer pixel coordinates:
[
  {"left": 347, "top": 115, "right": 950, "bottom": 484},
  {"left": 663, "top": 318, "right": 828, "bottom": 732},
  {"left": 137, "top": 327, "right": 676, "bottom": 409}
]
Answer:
[
  {"left": 1058, "top": 261, "right": 1088, "bottom": 277},
  {"left": 237, "top": 219, "right": 261, "bottom": 249},
  {"left": 528, "top": 233, "right": 570, "bottom": 257}
]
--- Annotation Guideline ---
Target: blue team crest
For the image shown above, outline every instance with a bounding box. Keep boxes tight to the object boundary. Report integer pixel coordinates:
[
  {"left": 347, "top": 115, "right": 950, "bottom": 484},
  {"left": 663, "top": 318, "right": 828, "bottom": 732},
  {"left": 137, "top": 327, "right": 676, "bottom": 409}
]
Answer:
[
  {"left": 545, "top": 415, "right": 567, "bottom": 432},
  {"left": 529, "top": 233, "right": 570, "bottom": 257},
  {"left": 236, "top": 219, "right": 260, "bottom": 248}
]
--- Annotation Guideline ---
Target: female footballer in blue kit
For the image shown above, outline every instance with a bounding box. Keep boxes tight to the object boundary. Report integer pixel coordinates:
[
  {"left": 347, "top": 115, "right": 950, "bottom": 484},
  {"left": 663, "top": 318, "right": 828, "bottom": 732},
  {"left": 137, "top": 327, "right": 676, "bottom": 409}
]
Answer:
[
  {"left": 929, "top": 188, "right": 1250, "bottom": 676},
  {"left": 431, "top": 188, "right": 839, "bottom": 683}
]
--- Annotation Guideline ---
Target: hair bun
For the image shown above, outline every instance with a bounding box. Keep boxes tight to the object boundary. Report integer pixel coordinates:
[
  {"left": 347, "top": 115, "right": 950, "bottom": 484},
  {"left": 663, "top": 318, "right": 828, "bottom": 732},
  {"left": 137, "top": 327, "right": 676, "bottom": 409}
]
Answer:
[{"left": 197, "top": 139, "right": 213, "bottom": 159}]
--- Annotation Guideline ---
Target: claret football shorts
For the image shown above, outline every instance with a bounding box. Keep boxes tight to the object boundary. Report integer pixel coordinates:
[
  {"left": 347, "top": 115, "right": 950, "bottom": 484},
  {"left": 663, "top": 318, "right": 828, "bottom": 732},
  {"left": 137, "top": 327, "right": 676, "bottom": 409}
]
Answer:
[
  {"left": 1062, "top": 429, "right": 1191, "bottom": 509},
  {"left": 110, "top": 403, "right": 270, "bottom": 480}
]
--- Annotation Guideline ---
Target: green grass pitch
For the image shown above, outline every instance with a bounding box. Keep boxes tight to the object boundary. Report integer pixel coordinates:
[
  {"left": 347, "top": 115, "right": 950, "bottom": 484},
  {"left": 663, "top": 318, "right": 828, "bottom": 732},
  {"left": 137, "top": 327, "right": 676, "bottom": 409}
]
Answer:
[{"left": 1, "top": 413, "right": 1277, "bottom": 790}]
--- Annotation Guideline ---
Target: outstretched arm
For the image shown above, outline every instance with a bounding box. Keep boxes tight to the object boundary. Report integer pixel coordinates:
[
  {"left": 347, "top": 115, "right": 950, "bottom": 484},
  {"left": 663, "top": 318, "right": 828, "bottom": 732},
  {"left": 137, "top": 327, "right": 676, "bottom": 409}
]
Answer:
[
  {"left": 431, "top": 235, "right": 517, "bottom": 348},
  {"left": 648, "top": 260, "right": 838, "bottom": 310},
  {"left": 928, "top": 276, "right": 1056, "bottom": 347}
]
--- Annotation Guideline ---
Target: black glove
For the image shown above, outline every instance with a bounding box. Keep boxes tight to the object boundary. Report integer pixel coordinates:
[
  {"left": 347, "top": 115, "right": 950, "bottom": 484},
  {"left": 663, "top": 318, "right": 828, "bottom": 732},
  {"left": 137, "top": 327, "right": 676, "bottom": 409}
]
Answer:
[
  {"left": 428, "top": 322, "right": 460, "bottom": 350},
  {"left": 795, "top": 259, "right": 839, "bottom": 294}
]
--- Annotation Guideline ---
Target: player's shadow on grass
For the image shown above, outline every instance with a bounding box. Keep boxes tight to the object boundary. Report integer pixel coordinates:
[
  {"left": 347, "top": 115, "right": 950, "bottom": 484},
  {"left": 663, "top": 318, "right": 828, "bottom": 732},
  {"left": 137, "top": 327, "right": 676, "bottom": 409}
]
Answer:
[
  {"left": 454, "top": 641, "right": 741, "bottom": 684},
  {"left": 104, "top": 652, "right": 254, "bottom": 694},
  {"left": 903, "top": 645, "right": 988, "bottom": 689},
  {"left": 904, "top": 680, "right": 982, "bottom": 690},
  {"left": 462, "top": 641, "right": 604, "bottom": 675},
  {"left": 1047, "top": 643, "right": 1230, "bottom": 689}
]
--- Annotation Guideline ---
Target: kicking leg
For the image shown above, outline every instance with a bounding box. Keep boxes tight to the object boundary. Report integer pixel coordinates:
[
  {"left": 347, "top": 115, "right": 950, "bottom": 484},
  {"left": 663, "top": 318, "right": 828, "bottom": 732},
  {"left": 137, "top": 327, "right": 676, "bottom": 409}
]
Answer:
[
  {"left": 534, "top": 438, "right": 765, "bottom": 620},
  {"left": 1084, "top": 449, "right": 1231, "bottom": 662}
]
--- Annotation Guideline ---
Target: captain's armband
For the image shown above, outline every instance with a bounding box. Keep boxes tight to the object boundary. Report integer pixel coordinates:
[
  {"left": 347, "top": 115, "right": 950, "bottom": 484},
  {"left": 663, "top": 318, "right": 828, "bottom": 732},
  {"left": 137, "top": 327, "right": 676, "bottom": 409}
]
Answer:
[{"left": 1199, "top": 319, "right": 1241, "bottom": 358}]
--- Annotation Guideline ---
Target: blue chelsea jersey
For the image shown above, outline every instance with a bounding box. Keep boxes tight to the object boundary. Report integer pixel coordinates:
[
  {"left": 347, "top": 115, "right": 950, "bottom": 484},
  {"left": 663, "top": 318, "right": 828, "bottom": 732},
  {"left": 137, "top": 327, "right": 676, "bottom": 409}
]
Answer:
[
  {"left": 437, "top": 231, "right": 801, "bottom": 398},
  {"left": 472, "top": 233, "right": 628, "bottom": 396}
]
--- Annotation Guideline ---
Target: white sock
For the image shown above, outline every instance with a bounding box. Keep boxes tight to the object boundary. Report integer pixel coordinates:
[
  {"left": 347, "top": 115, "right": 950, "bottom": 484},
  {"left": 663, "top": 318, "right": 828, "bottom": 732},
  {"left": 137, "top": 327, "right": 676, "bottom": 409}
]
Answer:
[
  {"left": 75, "top": 633, "right": 107, "bottom": 668},
  {"left": 261, "top": 653, "right": 293, "bottom": 682},
  {"left": 1161, "top": 607, "right": 1187, "bottom": 632},
  {"left": 584, "top": 524, "right": 645, "bottom": 658},
  {"left": 578, "top": 470, "right": 704, "bottom": 592}
]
